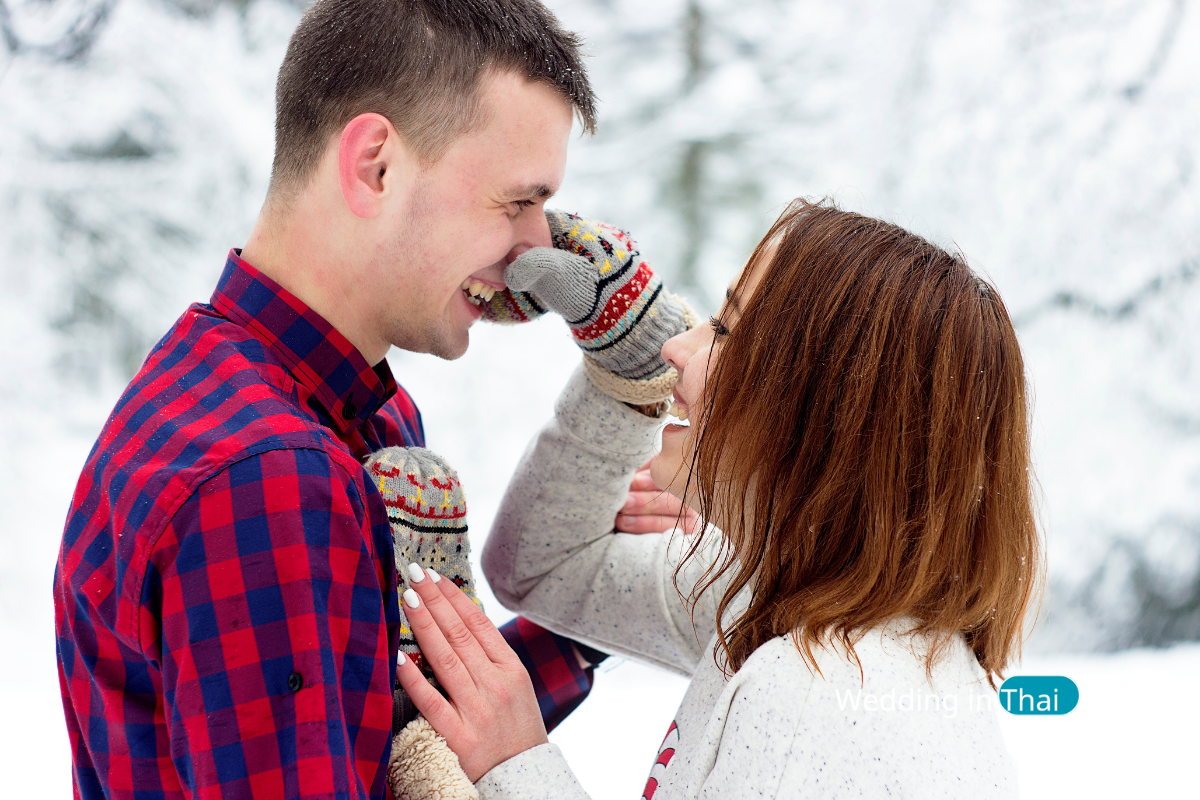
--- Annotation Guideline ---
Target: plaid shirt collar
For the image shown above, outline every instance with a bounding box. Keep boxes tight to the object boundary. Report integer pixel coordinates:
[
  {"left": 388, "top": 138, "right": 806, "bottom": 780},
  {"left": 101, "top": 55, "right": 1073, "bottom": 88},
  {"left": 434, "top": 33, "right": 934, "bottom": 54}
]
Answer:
[{"left": 211, "top": 249, "right": 398, "bottom": 435}]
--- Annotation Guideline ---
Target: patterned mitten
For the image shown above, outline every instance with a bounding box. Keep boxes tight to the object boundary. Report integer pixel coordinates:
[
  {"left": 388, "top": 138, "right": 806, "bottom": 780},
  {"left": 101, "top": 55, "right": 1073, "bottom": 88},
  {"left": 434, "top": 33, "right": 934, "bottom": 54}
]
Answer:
[
  {"left": 500, "top": 210, "right": 700, "bottom": 406},
  {"left": 363, "top": 446, "right": 481, "bottom": 731},
  {"left": 476, "top": 277, "right": 549, "bottom": 324}
]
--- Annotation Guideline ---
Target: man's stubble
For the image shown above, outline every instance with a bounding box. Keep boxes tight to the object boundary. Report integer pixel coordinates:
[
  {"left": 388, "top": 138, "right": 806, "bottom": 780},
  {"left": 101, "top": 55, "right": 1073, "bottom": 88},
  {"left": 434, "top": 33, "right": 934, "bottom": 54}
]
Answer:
[{"left": 377, "top": 178, "right": 471, "bottom": 362}]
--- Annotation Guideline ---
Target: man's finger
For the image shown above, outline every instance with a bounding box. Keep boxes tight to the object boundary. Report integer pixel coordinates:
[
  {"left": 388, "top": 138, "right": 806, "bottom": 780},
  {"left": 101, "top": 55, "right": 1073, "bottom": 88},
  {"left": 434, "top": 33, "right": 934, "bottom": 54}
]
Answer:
[
  {"left": 621, "top": 489, "right": 686, "bottom": 517},
  {"left": 628, "top": 469, "right": 661, "bottom": 493},
  {"left": 616, "top": 513, "right": 694, "bottom": 535}
]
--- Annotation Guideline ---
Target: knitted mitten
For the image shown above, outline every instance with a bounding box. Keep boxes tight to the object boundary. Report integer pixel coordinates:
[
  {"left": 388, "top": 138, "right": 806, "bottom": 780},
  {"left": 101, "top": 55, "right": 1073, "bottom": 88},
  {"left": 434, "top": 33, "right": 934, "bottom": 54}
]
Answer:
[
  {"left": 477, "top": 279, "right": 548, "bottom": 325},
  {"left": 498, "top": 210, "right": 700, "bottom": 406},
  {"left": 363, "top": 446, "right": 481, "bottom": 731}
]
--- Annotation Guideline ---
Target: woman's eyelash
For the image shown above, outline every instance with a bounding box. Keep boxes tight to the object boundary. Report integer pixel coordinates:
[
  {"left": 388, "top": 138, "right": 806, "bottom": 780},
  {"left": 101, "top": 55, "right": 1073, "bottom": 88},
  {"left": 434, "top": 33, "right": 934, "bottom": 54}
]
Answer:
[{"left": 709, "top": 316, "right": 729, "bottom": 336}]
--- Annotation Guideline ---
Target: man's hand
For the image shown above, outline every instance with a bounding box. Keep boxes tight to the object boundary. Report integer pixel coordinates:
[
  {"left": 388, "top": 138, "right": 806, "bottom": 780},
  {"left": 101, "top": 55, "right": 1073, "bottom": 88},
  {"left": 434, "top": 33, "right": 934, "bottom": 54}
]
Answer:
[
  {"left": 396, "top": 566, "right": 549, "bottom": 783},
  {"left": 615, "top": 459, "right": 702, "bottom": 535}
]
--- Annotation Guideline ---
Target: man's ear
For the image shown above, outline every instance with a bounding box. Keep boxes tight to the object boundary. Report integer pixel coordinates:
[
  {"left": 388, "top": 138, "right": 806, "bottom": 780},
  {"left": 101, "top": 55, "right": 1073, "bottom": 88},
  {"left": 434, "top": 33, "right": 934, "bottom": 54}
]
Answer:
[{"left": 338, "top": 113, "right": 395, "bottom": 218}]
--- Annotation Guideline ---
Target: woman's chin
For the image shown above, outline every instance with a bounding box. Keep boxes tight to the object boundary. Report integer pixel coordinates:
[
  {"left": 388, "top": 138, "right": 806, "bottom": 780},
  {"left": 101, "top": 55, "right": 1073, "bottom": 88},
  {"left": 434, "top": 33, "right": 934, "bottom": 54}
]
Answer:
[{"left": 649, "top": 451, "right": 687, "bottom": 500}]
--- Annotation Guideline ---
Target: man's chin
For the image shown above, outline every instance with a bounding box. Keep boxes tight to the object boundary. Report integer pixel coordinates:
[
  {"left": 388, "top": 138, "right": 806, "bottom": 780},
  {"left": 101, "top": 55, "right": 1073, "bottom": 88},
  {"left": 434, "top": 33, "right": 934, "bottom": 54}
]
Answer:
[
  {"left": 424, "top": 327, "right": 471, "bottom": 361},
  {"left": 386, "top": 321, "right": 470, "bottom": 361},
  {"left": 425, "top": 292, "right": 482, "bottom": 360},
  {"left": 434, "top": 341, "right": 469, "bottom": 361}
]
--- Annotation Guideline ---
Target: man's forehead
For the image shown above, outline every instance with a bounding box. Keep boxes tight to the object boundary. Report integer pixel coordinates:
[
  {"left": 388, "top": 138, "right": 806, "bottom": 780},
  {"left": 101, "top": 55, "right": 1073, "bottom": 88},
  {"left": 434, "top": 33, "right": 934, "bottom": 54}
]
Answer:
[{"left": 442, "top": 73, "right": 572, "bottom": 199}]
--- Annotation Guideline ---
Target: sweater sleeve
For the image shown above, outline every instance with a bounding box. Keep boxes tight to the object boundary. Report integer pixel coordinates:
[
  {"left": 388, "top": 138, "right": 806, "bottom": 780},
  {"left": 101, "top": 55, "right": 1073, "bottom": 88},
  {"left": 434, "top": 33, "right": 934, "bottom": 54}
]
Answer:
[
  {"left": 482, "top": 364, "right": 726, "bottom": 677},
  {"left": 475, "top": 744, "right": 591, "bottom": 800}
]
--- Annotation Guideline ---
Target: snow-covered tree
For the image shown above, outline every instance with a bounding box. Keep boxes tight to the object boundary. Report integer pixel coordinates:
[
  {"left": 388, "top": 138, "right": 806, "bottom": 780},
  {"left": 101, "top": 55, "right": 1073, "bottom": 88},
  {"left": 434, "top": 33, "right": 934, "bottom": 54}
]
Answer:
[{"left": 2, "top": 0, "right": 1198, "bottom": 653}]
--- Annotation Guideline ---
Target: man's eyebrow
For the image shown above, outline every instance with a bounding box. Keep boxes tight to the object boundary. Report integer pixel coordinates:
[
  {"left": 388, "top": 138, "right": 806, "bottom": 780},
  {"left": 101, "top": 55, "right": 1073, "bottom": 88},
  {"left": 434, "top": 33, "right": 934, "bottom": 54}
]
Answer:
[{"left": 501, "top": 184, "right": 556, "bottom": 202}]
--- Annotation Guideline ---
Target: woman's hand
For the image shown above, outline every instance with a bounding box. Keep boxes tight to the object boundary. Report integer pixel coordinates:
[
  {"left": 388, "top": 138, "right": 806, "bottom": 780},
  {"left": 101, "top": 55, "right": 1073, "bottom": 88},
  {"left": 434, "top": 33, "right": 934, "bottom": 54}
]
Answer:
[
  {"left": 615, "top": 459, "right": 702, "bottom": 534},
  {"left": 395, "top": 565, "right": 549, "bottom": 782}
]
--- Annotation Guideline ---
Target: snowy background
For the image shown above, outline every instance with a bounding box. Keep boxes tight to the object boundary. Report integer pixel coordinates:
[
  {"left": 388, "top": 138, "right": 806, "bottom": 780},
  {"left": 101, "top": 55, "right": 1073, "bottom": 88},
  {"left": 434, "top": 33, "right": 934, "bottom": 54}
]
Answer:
[{"left": 1, "top": 0, "right": 1198, "bottom": 796}]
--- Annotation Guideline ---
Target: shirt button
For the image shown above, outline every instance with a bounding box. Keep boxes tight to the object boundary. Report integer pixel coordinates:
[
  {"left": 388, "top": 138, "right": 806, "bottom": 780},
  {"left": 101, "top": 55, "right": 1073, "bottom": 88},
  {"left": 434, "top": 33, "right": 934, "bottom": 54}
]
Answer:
[
  {"left": 342, "top": 401, "right": 358, "bottom": 420},
  {"left": 288, "top": 671, "right": 303, "bottom": 692}
]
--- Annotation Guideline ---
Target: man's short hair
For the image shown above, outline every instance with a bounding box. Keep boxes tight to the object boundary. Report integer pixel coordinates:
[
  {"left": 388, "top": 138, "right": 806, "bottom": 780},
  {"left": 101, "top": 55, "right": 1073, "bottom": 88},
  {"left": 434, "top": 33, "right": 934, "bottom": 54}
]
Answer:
[{"left": 271, "top": 0, "right": 596, "bottom": 195}]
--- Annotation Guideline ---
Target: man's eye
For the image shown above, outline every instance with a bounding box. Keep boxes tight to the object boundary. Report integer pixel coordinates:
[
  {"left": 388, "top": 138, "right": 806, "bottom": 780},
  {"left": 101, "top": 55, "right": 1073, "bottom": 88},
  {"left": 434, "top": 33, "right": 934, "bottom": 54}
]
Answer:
[
  {"left": 709, "top": 316, "right": 729, "bottom": 337},
  {"left": 514, "top": 199, "right": 538, "bottom": 210}
]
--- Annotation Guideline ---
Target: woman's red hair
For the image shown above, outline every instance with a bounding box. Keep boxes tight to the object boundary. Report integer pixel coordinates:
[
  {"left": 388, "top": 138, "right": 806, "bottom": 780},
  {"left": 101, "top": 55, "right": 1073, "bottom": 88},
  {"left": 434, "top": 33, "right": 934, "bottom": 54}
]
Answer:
[{"left": 680, "top": 199, "right": 1042, "bottom": 686}]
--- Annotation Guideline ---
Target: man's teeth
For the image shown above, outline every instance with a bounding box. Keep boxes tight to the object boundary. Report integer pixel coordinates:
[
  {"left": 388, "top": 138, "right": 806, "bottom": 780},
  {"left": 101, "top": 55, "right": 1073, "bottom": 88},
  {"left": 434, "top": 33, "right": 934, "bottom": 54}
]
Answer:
[
  {"left": 461, "top": 279, "right": 495, "bottom": 305},
  {"left": 669, "top": 401, "right": 689, "bottom": 421}
]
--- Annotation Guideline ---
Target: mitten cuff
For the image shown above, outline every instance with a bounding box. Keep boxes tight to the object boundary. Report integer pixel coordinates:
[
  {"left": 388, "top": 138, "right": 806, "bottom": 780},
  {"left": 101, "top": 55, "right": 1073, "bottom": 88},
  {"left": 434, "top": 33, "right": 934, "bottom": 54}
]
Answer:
[
  {"left": 581, "top": 294, "right": 702, "bottom": 406},
  {"left": 582, "top": 357, "right": 677, "bottom": 407},
  {"left": 388, "top": 716, "right": 479, "bottom": 800}
]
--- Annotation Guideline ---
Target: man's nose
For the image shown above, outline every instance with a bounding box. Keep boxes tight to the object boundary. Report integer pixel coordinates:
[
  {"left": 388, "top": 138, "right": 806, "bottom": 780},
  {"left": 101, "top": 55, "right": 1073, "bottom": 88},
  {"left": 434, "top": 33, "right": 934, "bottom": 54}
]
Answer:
[
  {"left": 506, "top": 208, "right": 553, "bottom": 264},
  {"left": 661, "top": 328, "right": 691, "bottom": 373}
]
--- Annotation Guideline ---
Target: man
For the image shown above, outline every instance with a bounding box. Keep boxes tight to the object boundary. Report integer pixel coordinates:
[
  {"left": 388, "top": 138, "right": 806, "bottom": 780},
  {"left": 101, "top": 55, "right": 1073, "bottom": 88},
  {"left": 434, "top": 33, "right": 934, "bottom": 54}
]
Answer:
[{"left": 54, "top": 1, "right": 608, "bottom": 797}]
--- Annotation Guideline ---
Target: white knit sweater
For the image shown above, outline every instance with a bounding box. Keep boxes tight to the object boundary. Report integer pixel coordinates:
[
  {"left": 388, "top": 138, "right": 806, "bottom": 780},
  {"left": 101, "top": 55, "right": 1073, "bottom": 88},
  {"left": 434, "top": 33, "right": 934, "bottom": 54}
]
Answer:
[{"left": 479, "top": 366, "right": 1017, "bottom": 799}]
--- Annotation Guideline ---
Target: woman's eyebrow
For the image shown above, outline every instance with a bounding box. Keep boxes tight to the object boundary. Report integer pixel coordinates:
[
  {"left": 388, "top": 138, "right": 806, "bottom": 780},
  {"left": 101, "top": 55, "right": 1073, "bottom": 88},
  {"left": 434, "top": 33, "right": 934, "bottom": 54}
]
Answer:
[{"left": 725, "top": 288, "right": 742, "bottom": 312}]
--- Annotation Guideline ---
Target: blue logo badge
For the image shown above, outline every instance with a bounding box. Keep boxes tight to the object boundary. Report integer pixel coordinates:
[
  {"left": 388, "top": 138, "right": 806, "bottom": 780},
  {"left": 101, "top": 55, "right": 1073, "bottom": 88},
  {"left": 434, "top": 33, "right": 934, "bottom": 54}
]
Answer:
[{"left": 998, "top": 675, "right": 1078, "bottom": 715}]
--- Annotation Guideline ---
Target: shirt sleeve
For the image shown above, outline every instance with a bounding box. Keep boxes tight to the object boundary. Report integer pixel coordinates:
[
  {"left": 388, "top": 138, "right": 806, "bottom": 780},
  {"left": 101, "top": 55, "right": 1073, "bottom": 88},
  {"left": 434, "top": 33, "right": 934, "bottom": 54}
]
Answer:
[
  {"left": 144, "top": 446, "right": 398, "bottom": 800},
  {"left": 498, "top": 616, "right": 603, "bottom": 733}
]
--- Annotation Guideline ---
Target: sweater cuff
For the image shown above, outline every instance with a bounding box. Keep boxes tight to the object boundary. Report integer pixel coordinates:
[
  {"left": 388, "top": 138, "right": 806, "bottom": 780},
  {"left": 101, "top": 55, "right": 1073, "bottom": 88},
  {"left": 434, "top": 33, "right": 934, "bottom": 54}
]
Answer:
[
  {"left": 476, "top": 743, "right": 590, "bottom": 800},
  {"left": 555, "top": 364, "right": 663, "bottom": 458}
]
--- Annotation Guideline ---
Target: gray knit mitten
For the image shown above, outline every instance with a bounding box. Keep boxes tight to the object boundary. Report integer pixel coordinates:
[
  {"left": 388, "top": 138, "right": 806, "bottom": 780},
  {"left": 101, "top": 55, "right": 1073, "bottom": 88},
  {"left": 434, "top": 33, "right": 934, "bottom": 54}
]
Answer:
[
  {"left": 363, "top": 446, "right": 481, "bottom": 731},
  {"left": 501, "top": 210, "right": 700, "bottom": 406}
]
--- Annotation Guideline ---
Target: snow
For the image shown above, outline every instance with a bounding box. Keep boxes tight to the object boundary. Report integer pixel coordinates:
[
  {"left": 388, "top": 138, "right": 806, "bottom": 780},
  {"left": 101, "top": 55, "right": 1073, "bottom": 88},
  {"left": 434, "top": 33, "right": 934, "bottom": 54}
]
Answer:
[
  {"left": 550, "top": 643, "right": 1200, "bottom": 799},
  {"left": 996, "top": 645, "right": 1200, "bottom": 798},
  {"left": 2, "top": 0, "right": 1198, "bottom": 794}
]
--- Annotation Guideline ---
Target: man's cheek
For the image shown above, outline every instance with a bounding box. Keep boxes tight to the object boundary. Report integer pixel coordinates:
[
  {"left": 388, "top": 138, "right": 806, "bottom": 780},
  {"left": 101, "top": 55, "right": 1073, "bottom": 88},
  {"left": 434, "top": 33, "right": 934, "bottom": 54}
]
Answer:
[
  {"left": 492, "top": 221, "right": 523, "bottom": 267},
  {"left": 455, "top": 217, "right": 514, "bottom": 272}
]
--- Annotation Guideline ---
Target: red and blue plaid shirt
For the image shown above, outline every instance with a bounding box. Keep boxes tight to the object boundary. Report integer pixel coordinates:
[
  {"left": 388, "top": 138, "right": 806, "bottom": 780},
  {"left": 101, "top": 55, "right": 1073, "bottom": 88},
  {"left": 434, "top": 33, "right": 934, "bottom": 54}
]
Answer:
[{"left": 55, "top": 251, "right": 598, "bottom": 800}]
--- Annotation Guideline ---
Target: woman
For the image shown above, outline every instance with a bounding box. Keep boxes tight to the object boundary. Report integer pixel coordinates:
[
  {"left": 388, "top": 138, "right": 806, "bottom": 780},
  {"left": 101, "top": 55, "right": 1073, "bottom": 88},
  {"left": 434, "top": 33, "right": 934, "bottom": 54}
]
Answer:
[{"left": 395, "top": 199, "right": 1041, "bottom": 798}]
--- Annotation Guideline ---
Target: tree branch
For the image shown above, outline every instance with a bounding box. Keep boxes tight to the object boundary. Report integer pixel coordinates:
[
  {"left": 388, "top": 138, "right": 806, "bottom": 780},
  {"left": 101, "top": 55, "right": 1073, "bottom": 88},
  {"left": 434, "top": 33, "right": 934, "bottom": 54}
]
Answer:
[{"left": 0, "top": 0, "right": 117, "bottom": 61}]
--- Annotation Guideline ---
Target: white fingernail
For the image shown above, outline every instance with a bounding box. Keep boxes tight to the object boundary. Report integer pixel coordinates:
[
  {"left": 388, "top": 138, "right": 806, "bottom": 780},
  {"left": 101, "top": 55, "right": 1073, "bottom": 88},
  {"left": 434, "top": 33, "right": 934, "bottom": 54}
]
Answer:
[
  {"left": 407, "top": 563, "right": 425, "bottom": 584},
  {"left": 427, "top": 568, "right": 442, "bottom": 583},
  {"left": 403, "top": 589, "right": 420, "bottom": 609},
  {"left": 398, "top": 651, "right": 407, "bottom": 665}
]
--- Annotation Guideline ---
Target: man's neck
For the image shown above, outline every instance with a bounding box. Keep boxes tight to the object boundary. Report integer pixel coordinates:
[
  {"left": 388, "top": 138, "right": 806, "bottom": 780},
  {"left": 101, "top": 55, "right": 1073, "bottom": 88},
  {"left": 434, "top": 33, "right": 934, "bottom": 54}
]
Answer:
[{"left": 241, "top": 197, "right": 389, "bottom": 365}]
